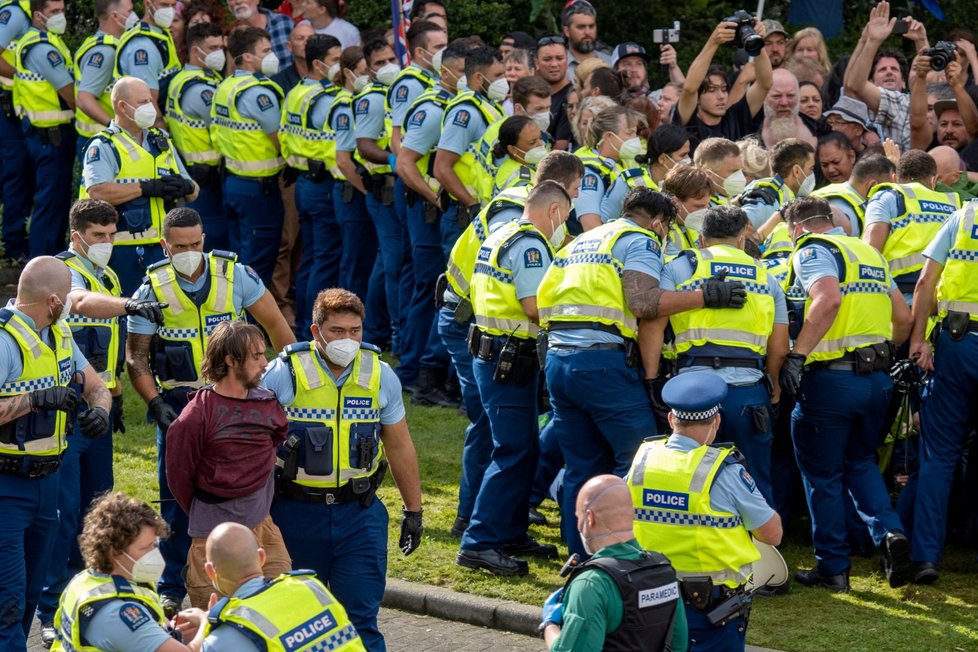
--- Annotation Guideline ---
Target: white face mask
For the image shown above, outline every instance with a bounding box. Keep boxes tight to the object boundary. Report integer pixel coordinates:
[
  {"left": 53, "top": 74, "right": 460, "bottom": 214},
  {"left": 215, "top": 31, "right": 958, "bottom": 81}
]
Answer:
[
  {"left": 684, "top": 207, "right": 709, "bottom": 233},
  {"left": 124, "top": 548, "right": 166, "bottom": 585},
  {"left": 126, "top": 101, "right": 157, "bottom": 129},
  {"left": 202, "top": 48, "right": 226, "bottom": 72},
  {"left": 44, "top": 11, "right": 66, "bottom": 34},
  {"left": 549, "top": 208, "right": 567, "bottom": 249},
  {"left": 530, "top": 111, "right": 551, "bottom": 132},
  {"left": 327, "top": 62, "right": 340, "bottom": 81},
  {"left": 722, "top": 170, "right": 747, "bottom": 197},
  {"left": 352, "top": 73, "right": 370, "bottom": 92},
  {"left": 375, "top": 62, "right": 400, "bottom": 87},
  {"left": 456, "top": 74, "right": 467, "bottom": 91},
  {"left": 321, "top": 336, "right": 359, "bottom": 367},
  {"left": 170, "top": 250, "right": 203, "bottom": 277},
  {"left": 520, "top": 145, "right": 548, "bottom": 166},
  {"left": 153, "top": 5, "right": 175, "bottom": 28},
  {"left": 799, "top": 171, "right": 816, "bottom": 197},
  {"left": 486, "top": 77, "right": 509, "bottom": 102},
  {"left": 51, "top": 295, "right": 72, "bottom": 323},
  {"left": 260, "top": 52, "right": 279, "bottom": 76},
  {"left": 231, "top": 4, "right": 254, "bottom": 20},
  {"left": 614, "top": 134, "right": 643, "bottom": 162},
  {"left": 122, "top": 10, "right": 139, "bottom": 30},
  {"left": 431, "top": 47, "right": 445, "bottom": 74},
  {"left": 77, "top": 234, "right": 113, "bottom": 268}
]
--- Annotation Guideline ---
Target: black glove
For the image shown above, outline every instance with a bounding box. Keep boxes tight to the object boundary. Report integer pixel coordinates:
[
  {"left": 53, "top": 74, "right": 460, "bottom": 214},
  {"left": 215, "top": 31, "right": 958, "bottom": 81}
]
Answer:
[
  {"left": 149, "top": 396, "right": 179, "bottom": 432},
  {"left": 79, "top": 406, "right": 110, "bottom": 439},
  {"left": 643, "top": 377, "right": 670, "bottom": 424},
  {"left": 140, "top": 178, "right": 169, "bottom": 198},
  {"left": 399, "top": 508, "right": 423, "bottom": 555},
  {"left": 769, "top": 401, "right": 780, "bottom": 425},
  {"left": 30, "top": 386, "right": 78, "bottom": 413},
  {"left": 779, "top": 353, "right": 806, "bottom": 397},
  {"left": 111, "top": 394, "right": 126, "bottom": 434},
  {"left": 702, "top": 271, "right": 747, "bottom": 309},
  {"left": 125, "top": 299, "right": 168, "bottom": 325},
  {"left": 160, "top": 175, "right": 195, "bottom": 200},
  {"left": 282, "top": 166, "right": 300, "bottom": 187}
]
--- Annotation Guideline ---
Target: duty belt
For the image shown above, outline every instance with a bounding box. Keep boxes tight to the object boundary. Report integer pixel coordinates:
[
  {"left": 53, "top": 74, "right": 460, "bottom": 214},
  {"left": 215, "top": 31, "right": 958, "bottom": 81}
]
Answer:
[
  {"left": 0, "top": 453, "right": 61, "bottom": 478},
  {"left": 680, "top": 356, "right": 764, "bottom": 370},
  {"left": 279, "top": 466, "right": 384, "bottom": 505},
  {"left": 806, "top": 343, "right": 893, "bottom": 373}
]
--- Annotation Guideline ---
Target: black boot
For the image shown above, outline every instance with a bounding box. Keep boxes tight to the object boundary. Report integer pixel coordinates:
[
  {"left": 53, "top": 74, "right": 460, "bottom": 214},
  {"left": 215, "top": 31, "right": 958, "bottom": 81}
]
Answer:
[{"left": 411, "top": 366, "right": 458, "bottom": 408}]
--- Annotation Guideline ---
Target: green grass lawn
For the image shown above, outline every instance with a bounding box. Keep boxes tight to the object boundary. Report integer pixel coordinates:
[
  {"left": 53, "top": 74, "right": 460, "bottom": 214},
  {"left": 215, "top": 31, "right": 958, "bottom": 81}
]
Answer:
[{"left": 113, "top": 379, "right": 978, "bottom": 652}]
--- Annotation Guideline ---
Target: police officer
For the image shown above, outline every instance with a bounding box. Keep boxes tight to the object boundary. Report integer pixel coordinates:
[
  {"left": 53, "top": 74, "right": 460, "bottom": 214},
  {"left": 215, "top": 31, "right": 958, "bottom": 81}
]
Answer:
[
  {"left": 388, "top": 20, "right": 443, "bottom": 156},
  {"left": 113, "top": 0, "right": 179, "bottom": 116},
  {"left": 280, "top": 34, "right": 342, "bottom": 336},
  {"left": 81, "top": 76, "right": 197, "bottom": 297},
  {"left": 13, "top": 0, "right": 76, "bottom": 257},
  {"left": 539, "top": 475, "right": 687, "bottom": 652},
  {"left": 904, "top": 199, "right": 978, "bottom": 584},
  {"left": 0, "top": 256, "right": 112, "bottom": 649},
  {"left": 37, "top": 199, "right": 167, "bottom": 646},
  {"left": 185, "top": 522, "right": 366, "bottom": 651},
  {"left": 779, "top": 197, "right": 914, "bottom": 591},
  {"left": 456, "top": 181, "right": 572, "bottom": 576},
  {"left": 0, "top": 0, "right": 33, "bottom": 263},
  {"left": 50, "top": 492, "right": 208, "bottom": 652},
  {"left": 811, "top": 154, "right": 896, "bottom": 238},
  {"left": 261, "top": 288, "right": 423, "bottom": 652},
  {"left": 573, "top": 105, "right": 641, "bottom": 232},
  {"left": 693, "top": 136, "right": 747, "bottom": 207},
  {"left": 433, "top": 45, "right": 506, "bottom": 248},
  {"left": 125, "top": 207, "right": 294, "bottom": 616},
  {"left": 862, "top": 149, "right": 960, "bottom": 302},
  {"left": 166, "top": 22, "right": 228, "bottom": 250},
  {"left": 628, "top": 370, "right": 781, "bottom": 651},
  {"left": 659, "top": 205, "right": 789, "bottom": 507},
  {"left": 73, "top": 0, "right": 135, "bottom": 162},
  {"left": 212, "top": 26, "right": 286, "bottom": 286},
  {"left": 440, "top": 153, "right": 583, "bottom": 539},
  {"left": 536, "top": 188, "right": 748, "bottom": 558}
]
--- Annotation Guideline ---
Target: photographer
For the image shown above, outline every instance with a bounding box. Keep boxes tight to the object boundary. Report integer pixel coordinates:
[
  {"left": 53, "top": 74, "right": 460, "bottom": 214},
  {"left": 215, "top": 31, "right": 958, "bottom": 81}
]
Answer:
[
  {"left": 909, "top": 50, "right": 978, "bottom": 152},
  {"left": 674, "top": 15, "right": 773, "bottom": 152}
]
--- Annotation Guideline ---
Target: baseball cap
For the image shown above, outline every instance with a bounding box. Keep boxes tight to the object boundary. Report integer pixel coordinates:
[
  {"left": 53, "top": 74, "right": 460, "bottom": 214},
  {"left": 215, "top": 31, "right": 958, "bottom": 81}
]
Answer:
[
  {"left": 611, "top": 42, "right": 651, "bottom": 68},
  {"left": 934, "top": 99, "right": 960, "bottom": 118},
  {"left": 762, "top": 19, "right": 787, "bottom": 38}
]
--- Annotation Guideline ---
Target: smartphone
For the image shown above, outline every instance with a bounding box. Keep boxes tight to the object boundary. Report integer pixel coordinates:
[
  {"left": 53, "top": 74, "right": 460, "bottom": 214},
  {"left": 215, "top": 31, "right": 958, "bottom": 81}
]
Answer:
[{"left": 891, "top": 20, "right": 909, "bottom": 36}]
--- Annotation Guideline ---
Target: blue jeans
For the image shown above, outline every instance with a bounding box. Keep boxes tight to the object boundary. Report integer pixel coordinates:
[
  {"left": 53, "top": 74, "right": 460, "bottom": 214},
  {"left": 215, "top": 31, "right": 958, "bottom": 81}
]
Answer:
[
  {"left": 791, "top": 368, "right": 903, "bottom": 575},
  {"left": 461, "top": 344, "right": 539, "bottom": 550},
  {"left": 271, "top": 497, "right": 389, "bottom": 652},
  {"left": 332, "top": 183, "right": 376, "bottom": 304},
  {"left": 0, "top": 472, "right": 59, "bottom": 649},
  {"left": 36, "top": 426, "right": 114, "bottom": 624},
  {"left": 717, "top": 382, "right": 774, "bottom": 506},
  {"left": 106, "top": 243, "right": 166, "bottom": 298},
  {"left": 544, "top": 347, "right": 656, "bottom": 557},
  {"left": 188, "top": 180, "right": 232, "bottom": 253},
  {"left": 437, "top": 308, "right": 491, "bottom": 520},
  {"left": 222, "top": 174, "right": 284, "bottom": 287},
  {"left": 295, "top": 176, "right": 341, "bottom": 334},
  {"left": 157, "top": 391, "right": 192, "bottom": 599},
  {"left": 0, "top": 110, "right": 32, "bottom": 260},
  {"left": 24, "top": 124, "right": 75, "bottom": 257}
]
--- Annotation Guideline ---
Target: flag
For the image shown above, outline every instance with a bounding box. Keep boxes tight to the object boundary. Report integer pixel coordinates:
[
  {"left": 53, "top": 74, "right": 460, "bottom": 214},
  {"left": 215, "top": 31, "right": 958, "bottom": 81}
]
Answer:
[
  {"left": 392, "top": 0, "right": 413, "bottom": 66},
  {"left": 916, "top": 0, "right": 945, "bottom": 20}
]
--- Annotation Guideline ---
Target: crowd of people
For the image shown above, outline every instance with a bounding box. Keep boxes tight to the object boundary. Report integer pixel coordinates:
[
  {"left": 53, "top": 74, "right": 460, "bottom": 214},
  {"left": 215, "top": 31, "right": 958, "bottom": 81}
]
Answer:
[{"left": 1, "top": 0, "right": 977, "bottom": 649}]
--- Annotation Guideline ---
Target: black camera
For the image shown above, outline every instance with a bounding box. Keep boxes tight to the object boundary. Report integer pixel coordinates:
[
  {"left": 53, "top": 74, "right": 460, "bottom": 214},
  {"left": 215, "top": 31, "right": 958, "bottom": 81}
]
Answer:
[
  {"left": 723, "top": 10, "right": 764, "bottom": 57},
  {"left": 925, "top": 41, "right": 958, "bottom": 71}
]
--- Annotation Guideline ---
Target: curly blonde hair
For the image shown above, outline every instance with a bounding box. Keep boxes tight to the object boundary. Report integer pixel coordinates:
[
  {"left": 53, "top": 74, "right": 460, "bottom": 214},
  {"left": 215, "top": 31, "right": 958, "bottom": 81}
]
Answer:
[{"left": 80, "top": 493, "right": 168, "bottom": 574}]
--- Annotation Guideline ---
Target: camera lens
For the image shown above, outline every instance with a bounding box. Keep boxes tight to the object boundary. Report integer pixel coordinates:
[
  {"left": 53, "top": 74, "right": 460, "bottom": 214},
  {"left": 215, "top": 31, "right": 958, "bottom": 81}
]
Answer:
[
  {"left": 742, "top": 31, "right": 764, "bottom": 56},
  {"left": 930, "top": 51, "right": 950, "bottom": 71}
]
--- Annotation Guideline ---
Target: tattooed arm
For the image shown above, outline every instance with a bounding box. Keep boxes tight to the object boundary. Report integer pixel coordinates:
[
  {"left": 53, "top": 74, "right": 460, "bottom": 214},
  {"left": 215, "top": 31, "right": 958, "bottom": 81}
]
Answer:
[
  {"left": 0, "top": 395, "right": 31, "bottom": 426},
  {"left": 623, "top": 270, "right": 705, "bottom": 319},
  {"left": 126, "top": 333, "right": 160, "bottom": 405},
  {"left": 80, "top": 364, "right": 112, "bottom": 412}
]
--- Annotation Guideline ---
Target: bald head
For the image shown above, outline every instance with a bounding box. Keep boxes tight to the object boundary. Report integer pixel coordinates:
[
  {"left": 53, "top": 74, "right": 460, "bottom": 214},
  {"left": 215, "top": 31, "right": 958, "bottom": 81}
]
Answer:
[
  {"left": 206, "top": 522, "right": 263, "bottom": 583},
  {"left": 18, "top": 256, "right": 69, "bottom": 305},
  {"left": 928, "top": 145, "right": 962, "bottom": 185},
  {"left": 577, "top": 474, "right": 635, "bottom": 533},
  {"left": 111, "top": 76, "right": 149, "bottom": 106}
]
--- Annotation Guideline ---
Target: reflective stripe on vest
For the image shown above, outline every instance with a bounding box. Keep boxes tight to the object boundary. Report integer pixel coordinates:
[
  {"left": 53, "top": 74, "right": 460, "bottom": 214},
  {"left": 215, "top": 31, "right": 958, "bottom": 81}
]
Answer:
[
  {"left": 73, "top": 33, "right": 117, "bottom": 138},
  {"left": 441, "top": 91, "right": 503, "bottom": 199},
  {"left": 13, "top": 28, "right": 73, "bottom": 126},
  {"left": 60, "top": 252, "right": 122, "bottom": 389},
  {"left": 935, "top": 202, "right": 978, "bottom": 320},
  {"left": 353, "top": 82, "right": 393, "bottom": 174},
  {"left": 165, "top": 66, "right": 221, "bottom": 165},
  {"left": 113, "top": 23, "right": 179, "bottom": 81},
  {"left": 281, "top": 79, "right": 340, "bottom": 171},
  {"left": 211, "top": 74, "right": 285, "bottom": 177},
  {"left": 872, "top": 182, "right": 959, "bottom": 278},
  {"left": 0, "top": 0, "right": 29, "bottom": 91}
]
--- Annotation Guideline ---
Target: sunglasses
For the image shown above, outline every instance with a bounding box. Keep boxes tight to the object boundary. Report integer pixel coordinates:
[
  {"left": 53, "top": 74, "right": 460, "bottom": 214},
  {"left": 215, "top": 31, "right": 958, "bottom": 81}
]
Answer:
[{"left": 537, "top": 35, "right": 567, "bottom": 47}]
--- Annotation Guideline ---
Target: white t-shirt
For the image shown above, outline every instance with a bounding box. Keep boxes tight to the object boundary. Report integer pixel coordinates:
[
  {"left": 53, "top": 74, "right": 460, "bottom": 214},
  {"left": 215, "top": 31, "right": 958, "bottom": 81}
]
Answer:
[{"left": 301, "top": 17, "right": 361, "bottom": 48}]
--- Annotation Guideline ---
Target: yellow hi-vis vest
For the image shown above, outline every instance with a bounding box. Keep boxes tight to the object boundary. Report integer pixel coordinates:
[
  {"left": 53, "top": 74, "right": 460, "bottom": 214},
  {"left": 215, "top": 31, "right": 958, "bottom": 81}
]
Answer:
[
  {"left": 204, "top": 572, "right": 366, "bottom": 652},
  {"left": 281, "top": 79, "right": 340, "bottom": 171},
  {"left": 165, "top": 66, "right": 221, "bottom": 166},
  {"left": 146, "top": 251, "right": 241, "bottom": 390},
  {"left": 870, "top": 182, "right": 959, "bottom": 280},
  {"left": 401, "top": 86, "right": 451, "bottom": 195},
  {"left": 762, "top": 222, "right": 793, "bottom": 259},
  {"left": 386, "top": 64, "right": 435, "bottom": 115},
  {"left": 352, "top": 81, "right": 393, "bottom": 175},
  {"left": 323, "top": 89, "right": 368, "bottom": 180},
  {"left": 471, "top": 220, "right": 552, "bottom": 339},
  {"left": 812, "top": 182, "right": 867, "bottom": 234},
  {"left": 936, "top": 201, "right": 978, "bottom": 322},
  {"left": 0, "top": 309, "right": 73, "bottom": 458},
  {"left": 0, "top": 0, "right": 29, "bottom": 91},
  {"left": 491, "top": 157, "right": 534, "bottom": 200},
  {"left": 537, "top": 220, "right": 655, "bottom": 340},
  {"left": 628, "top": 438, "right": 759, "bottom": 588},
  {"left": 445, "top": 186, "right": 528, "bottom": 299},
  {"left": 13, "top": 28, "right": 73, "bottom": 127},
  {"left": 669, "top": 245, "right": 775, "bottom": 357},
  {"left": 78, "top": 124, "right": 183, "bottom": 246},
  {"left": 73, "top": 33, "right": 117, "bottom": 139},
  {"left": 112, "top": 22, "right": 179, "bottom": 88},
  {"left": 279, "top": 343, "right": 384, "bottom": 489},
  {"left": 211, "top": 73, "right": 285, "bottom": 177},
  {"left": 575, "top": 146, "right": 619, "bottom": 192},
  {"left": 472, "top": 115, "right": 509, "bottom": 203},
  {"left": 786, "top": 232, "right": 893, "bottom": 363},
  {"left": 52, "top": 571, "right": 167, "bottom": 652},
  {"left": 441, "top": 90, "right": 503, "bottom": 200},
  {"left": 56, "top": 251, "right": 121, "bottom": 390}
]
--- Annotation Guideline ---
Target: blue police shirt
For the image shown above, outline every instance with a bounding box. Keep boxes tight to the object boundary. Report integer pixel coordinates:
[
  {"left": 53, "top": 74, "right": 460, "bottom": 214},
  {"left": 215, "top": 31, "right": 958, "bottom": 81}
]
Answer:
[
  {"left": 175, "top": 65, "right": 216, "bottom": 126},
  {"left": 65, "top": 245, "right": 110, "bottom": 292},
  {"left": 498, "top": 222, "right": 553, "bottom": 301},
  {"left": 301, "top": 79, "right": 337, "bottom": 131},
  {"left": 330, "top": 98, "right": 356, "bottom": 153},
  {"left": 200, "top": 576, "right": 267, "bottom": 651},
  {"left": 548, "top": 218, "right": 664, "bottom": 347},
  {"left": 826, "top": 196, "right": 862, "bottom": 237},
  {"left": 22, "top": 28, "right": 72, "bottom": 90},
  {"left": 665, "top": 434, "right": 774, "bottom": 530},
  {"left": 353, "top": 84, "right": 388, "bottom": 142},
  {"left": 76, "top": 31, "right": 116, "bottom": 99},
  {"left": 741, "top": 177, "right": 788, "bottom": 231},
  {"left": 440, "top": 204, "right": 524, "bottom": 307},
  {"left": 82, "top": 120, "right": 192, "bottom": 190},
  {"left": 791, "top": 227, "right": 898, "bottom": 296},
  {"left": 576, "top": 158, "right": 617, "bottom": 224},
  {"left": 661, "top": 250, "right": 788, "bottom": 385},
  {"left": 235, "top": 71, "right": 281, "bottom": 134},
  {"left": 0, "top": 303, "right": 89, "bottom": 383},
  {"left": 388, "top": 64, "right": 435, "bottom": 130},
  {"left": 599, "top": 173, "right": 634, "bottom": 223},
  {"left": 922, "top": 208, "right": 965, "bottom": 265},
  {"left": 436, "top": 95, "right": 491, "bottom": 156},
  {"left": 400, "top": 86, "right": 448, "bottom": 157},
  {"left": 116, "top": 27, "right": 168, "bottom": 91},
  {"left": 261, "top": 345, "right": 406, "bottom": 425},
  {"left": 126, "top": 256, "right": 266, "bottom": 336},
  {"left": 83, "top": 594, "right": 173, "bottom": 651},
  {"left": 0, "top": 3, "right": 29, "bottom": 50},
  {"left": 862, "top": 189, "right": 900, "bottom": 228}
]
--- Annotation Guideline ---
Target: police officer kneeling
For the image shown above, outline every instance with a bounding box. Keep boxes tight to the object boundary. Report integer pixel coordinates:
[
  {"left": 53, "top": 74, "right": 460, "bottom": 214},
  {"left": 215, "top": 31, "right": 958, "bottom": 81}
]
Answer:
[
  {"left": 539, "top": 474, "right": 688, "bottom": 652},
  {"left": 627, "top": 371, "right": 782, "bottom": 651}
]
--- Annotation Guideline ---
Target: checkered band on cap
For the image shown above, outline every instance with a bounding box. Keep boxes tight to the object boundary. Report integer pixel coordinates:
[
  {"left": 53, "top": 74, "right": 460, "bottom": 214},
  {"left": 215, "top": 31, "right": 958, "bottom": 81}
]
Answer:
[{"left": 671, "top": 404, "right": 721, "bottom": 421}]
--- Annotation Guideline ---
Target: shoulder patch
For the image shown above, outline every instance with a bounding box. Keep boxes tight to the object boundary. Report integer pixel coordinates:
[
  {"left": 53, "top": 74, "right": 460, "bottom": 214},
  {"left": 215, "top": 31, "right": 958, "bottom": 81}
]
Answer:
[
  {"left": 118, "top": 603, "right": 151, "bottom": 631},
  {"left": 256, "top": 93, "right": 274, "bottom": 112},
  {"left": 355, "top": 98, "right": 370, "bottom": 115},
  {"left": 86, "top": 52, "right": 104, "bottom": 69},
  {"left": 0, "top": 10, "right": 10, "bottom": 25},
  {"left": 244, "top": 265, "right": 261, "bottom": 283},
  {"left": 336, "top": 113, "right": 350, "bottom": 130},
  {"left": 582, "top": 174, "right": 598, "bottom": 190},
  {"left": 739, "top": 466, "right": 756, "bottom": 493},
  {"left": 523, "top": 247, "right": 543, "bottom": 268},
  {"left": 452, "top": 109, "right": 470, "bottom": 128},
  {"left": 395, "top": 84, "right": 409, "bottom": 102},
  {"left": 46, "top": 50, "right": 63, "bottom": 67},
  {"left": 799, "top": 247, "right": 817, "bottom": 262},
  {"left": 200, "top": 89, "right": 214, "bottom": 106},
  {"left": 408, "top": 109, "right": 427, "bottom": 128},
  {"left": 647, "top": 238, "right": 661, "bottom": 254},
  {"left": 133, "top": 48, "right": 149, "bottom": 66},
  {"left": 86, "top": 146, "right": 101, "bottom": 163}
]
